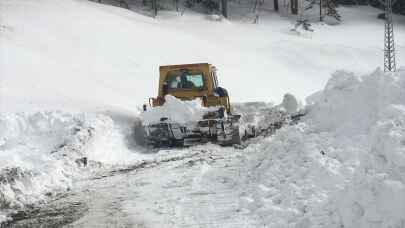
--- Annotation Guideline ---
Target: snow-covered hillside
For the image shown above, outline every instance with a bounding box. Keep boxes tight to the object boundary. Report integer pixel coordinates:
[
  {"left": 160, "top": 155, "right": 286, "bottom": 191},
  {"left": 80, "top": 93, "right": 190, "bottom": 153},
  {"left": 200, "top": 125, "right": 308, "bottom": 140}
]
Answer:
[
  {"left": 1, "top": 0, "right": 404, "bottom": 112},
  {"left": 1, "top": 0, "right": 405, "bottom": 227}
]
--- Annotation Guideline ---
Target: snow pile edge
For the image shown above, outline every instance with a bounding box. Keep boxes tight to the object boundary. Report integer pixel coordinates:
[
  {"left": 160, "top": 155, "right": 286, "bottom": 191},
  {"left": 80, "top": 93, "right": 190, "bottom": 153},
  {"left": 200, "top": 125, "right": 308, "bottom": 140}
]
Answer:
[
  {"left": 239, "top": 69, "right": 405, "bottom": 228},
  {"left": 0, "top": 112, "right": 114, "bottom": 222}
]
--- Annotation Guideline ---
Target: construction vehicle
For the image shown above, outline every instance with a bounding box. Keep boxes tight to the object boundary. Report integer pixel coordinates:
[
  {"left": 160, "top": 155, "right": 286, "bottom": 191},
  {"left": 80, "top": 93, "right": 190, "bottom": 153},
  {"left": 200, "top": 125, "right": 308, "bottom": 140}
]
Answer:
[{"left": 136, "top": 63, "right": 241, "bottom": 147}]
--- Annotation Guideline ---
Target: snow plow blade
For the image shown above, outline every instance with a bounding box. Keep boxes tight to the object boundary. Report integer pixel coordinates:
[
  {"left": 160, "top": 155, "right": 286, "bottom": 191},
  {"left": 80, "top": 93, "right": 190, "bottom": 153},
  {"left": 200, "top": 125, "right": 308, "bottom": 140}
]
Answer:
[{"left": 138, "top": 112, "right": 241, "bottom": 148}]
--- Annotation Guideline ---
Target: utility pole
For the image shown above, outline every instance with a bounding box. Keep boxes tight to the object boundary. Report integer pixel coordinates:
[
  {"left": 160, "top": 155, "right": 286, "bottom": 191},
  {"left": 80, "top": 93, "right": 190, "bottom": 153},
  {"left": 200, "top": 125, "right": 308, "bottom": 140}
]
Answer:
[{"left": 384, "top": 0, "right": 396, "bottom": 72}]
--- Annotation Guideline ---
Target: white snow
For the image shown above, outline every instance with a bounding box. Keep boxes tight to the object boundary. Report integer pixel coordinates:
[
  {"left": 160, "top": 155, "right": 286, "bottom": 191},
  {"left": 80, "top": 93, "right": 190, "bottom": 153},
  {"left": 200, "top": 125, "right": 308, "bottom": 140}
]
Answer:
[
  {"left": 0, "top": 111, "right": 149, "bottom": 222},
  {"left": 0, "top": 111, "right": 93, "bottom": 221},
  {"left": 2, "top": 0, "right": 405, "bottom": 113},
  {"left": 139, "top": 95, "right": 217, "bottom": 125},
  {"left": 1, "top": 0, "right": 405, "bottom": 226},
  {"left": 53, "top": 68, "right": 405, "bottom": 227},
  {"left": 237, "top": 69, "right": 405, "bottom": 228},
  {"left": 280, "top": 93, "right": 301, "bottom": 114}
]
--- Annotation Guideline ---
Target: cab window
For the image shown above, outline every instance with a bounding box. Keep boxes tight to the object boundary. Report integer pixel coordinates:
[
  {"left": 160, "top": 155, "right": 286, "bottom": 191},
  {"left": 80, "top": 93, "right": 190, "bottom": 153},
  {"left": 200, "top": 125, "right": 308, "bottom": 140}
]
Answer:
[{"left": 166, "top": 70, "right": 204, "bottom": 90}]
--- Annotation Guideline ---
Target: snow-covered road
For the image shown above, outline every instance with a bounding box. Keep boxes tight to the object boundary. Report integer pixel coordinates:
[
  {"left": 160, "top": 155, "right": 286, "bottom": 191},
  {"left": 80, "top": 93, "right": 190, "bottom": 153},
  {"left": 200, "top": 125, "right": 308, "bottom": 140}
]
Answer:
[{"left": 6, "top": 146, "right": 258, "bottom": 228}]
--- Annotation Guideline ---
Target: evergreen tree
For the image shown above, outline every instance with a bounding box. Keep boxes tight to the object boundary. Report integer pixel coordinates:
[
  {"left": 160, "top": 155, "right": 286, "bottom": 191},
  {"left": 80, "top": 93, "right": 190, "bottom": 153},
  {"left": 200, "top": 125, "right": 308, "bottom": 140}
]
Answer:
[
  {"left": 326, "top": 0, "right": 341, "bottom": 21},
  {"left": 292, "top": 19, "right": 314, "bottom": 31}
]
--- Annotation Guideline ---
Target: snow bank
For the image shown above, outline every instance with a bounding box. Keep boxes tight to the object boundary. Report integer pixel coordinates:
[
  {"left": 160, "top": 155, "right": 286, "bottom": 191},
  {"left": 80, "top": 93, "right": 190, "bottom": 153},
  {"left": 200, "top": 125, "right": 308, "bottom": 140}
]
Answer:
[
  {"left": 233, "top": 93, "right": 302, "bottom": 135},
  {"left": 139, "top": 94, "right": 301, "bottom": 134},
  {"left": 0, "top": 111, "right": 143, "bottom": 222},
  {"left": 239, "top": 69, "right": 405, "bottom": 228}
]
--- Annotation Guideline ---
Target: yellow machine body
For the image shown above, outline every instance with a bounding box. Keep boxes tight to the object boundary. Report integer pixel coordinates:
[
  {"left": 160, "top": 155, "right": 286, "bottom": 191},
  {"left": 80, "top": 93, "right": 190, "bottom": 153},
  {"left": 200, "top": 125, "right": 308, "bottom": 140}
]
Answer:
[{"left": 150, "top": 63, "right": 231, "bottom": 113}]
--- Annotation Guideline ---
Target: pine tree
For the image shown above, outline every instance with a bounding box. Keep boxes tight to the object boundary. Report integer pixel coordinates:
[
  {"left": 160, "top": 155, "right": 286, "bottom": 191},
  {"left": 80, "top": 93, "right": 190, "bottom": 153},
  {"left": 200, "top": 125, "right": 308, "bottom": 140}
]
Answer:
[
  {"left": 304, "top": 0, "right": 317, "bottom": 10},
  {"left": 326, "top": 0, "right": 341, "bottom": 21},
  {"left": 292, "top": 19, "right": 314, "bottom": 31}
]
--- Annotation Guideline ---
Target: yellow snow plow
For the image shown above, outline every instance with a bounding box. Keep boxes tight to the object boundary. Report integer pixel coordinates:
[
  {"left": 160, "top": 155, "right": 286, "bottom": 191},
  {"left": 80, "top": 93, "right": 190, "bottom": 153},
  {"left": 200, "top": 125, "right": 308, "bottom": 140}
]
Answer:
[{"left": 138, "top": 63, "right": 241, "bottom": 147}]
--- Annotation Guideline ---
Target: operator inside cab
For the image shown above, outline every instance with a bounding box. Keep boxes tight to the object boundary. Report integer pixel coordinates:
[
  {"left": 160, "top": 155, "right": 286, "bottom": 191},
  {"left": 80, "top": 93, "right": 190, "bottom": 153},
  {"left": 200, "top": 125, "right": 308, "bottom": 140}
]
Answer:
[
  {"left": 166, "top": 69, "right": 203, "bottom": 90},
  {"left": 170, "top": 75, "right": 193, "bottom": 89}
]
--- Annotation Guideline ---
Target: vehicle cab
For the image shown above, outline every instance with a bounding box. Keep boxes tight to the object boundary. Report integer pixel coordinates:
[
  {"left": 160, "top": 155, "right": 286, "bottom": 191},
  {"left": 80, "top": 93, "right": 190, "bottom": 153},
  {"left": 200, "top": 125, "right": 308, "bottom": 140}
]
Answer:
[{"left": 149, "top": 63, "right": 231, "bottom": 113}]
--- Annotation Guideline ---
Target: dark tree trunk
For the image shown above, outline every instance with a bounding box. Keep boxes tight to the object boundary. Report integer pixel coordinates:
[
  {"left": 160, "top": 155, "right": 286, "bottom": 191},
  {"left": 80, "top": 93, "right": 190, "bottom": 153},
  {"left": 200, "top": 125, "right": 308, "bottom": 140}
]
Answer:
[
  {"left": 152, "top": 0, "right": 158, "bottom": 17},
  {"left": 291, "top": 0, "right": 298, "bottom": 14},
  {"left": 221, "top": 0, "right": 228, "bottom": 18},
  {"left": 320, "top": 0, "right": 323, "bottom": 21}
]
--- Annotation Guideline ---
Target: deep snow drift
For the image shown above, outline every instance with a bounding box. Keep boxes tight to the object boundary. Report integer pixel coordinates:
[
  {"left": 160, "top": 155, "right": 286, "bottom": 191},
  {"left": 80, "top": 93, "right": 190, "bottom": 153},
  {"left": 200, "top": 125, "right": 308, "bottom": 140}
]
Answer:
[
  {"left": 237, "top": 69, "right": 405, "bottom": 228},
  {"left": 0, "top": 111, "right": 149, "bottom": 222}
]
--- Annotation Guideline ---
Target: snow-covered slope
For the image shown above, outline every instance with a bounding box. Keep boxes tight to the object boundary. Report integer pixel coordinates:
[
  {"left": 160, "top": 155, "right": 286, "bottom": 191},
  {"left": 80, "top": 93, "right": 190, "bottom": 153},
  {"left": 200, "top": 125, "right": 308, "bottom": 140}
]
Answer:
[{"left": 2, "top": 0, "right": 404, "bottom": 112}]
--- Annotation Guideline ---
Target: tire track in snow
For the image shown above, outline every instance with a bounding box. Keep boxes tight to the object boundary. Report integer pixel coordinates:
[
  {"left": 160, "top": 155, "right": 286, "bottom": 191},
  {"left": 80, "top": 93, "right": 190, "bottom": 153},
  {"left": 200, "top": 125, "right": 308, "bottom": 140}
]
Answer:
[{"left": 6, "top": 146, "right": 257, "bottom": 228}]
